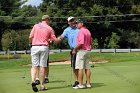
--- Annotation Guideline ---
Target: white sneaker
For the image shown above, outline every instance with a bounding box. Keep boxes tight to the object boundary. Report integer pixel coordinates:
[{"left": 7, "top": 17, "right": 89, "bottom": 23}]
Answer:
[
  {"left": 86, "top": 84, "right": 91, "bottom": 88},
  {"left": 73, "top": 84, "right": 85, "bottom": 89}
]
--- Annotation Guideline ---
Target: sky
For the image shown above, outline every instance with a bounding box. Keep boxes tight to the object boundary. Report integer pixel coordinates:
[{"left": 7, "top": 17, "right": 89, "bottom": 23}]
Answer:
[{"left": 24, "top": 0, "right": 42, "bottom": 6}]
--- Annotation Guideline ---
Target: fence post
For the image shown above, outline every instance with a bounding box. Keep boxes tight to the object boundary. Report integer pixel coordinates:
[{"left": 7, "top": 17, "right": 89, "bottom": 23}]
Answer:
[
  {"left": 59, "top": 49, "right": 61, "bottom": 52},
  {"left": 24, "top": 50, "right": 27, "bottom": 54},
  {"left": 7, "top": 49, "right": 10, "bottom": 59},
  {"left": 114, "top": 48, "right": 116, "bottom": 54},
  {"left": 14, "top": 51, "right": 16, "bottom": 54},
  {"left": 99, "top": 49, "right": 102, "bottom": 53},
  {"left": 129, "top": 48, "right": 131, "bottom": 53}
]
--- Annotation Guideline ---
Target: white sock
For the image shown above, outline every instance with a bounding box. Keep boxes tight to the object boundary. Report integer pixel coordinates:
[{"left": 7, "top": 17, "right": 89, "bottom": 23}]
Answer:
[
  {"left": 46, "top": 77, "right": 49, "bottom": 79},
  {"left": 36, "top": 78, "right": 39, "bottom": 80}
]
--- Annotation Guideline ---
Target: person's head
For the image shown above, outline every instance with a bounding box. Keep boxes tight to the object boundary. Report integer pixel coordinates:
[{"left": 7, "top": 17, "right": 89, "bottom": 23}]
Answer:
[
  {"left": 67, "top": 16, "right": 76, "bottom": 28},
  {"left": 42, "top": 15, "right": 50, "bottom": 23},
  {"left": 76, "top": 19, "right": 85, "bottom": 29}
]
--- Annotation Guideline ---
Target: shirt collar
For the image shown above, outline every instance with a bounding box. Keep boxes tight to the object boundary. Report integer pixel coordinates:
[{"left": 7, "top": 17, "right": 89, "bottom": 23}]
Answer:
[
  {"left": 80, "top": 27, "right": 86, "bottom": 29},
  {"left": 42, "top": 21, "right": 48, "bottom": 25},
  {"left": 69, "top": 26, "right": 77, "bottom": 29}
]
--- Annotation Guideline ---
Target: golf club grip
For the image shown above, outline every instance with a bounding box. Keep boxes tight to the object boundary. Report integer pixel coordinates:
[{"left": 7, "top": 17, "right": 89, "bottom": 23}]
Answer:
[{"left": 72, "top": 54, "right": 76, "bottom": 68}]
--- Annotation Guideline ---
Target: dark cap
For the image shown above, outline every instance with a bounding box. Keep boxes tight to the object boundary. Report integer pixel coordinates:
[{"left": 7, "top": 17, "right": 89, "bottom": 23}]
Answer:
[{"left": 76, "top": 19, "right": 85, "bottom": 23}]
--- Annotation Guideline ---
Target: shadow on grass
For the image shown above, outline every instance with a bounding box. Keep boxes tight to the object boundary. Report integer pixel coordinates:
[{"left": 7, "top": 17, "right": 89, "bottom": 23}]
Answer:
[
  {"left": 49, "top": 80, "right": 66, "bottom": 83},
  {"left": 47, "top": 82, "right": 105, "bottom": 90},
  {"left": 47, "top": 85, "right": 69, "bottom": 90},
  {"left": 91, "top": 83, "right": 105, "bottom": 88},
  {"left": 47, "top": 81, "right": 70, "bottom": 90}
]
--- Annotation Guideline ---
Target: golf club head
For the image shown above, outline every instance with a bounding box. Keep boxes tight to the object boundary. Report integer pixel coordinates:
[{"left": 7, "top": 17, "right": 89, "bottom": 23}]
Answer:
[
  {"left": 22, "top": 76, "right": 26, "bottom": 79},
  {"left": 91, "top": 64, "right": 94, "bottom": 68},
  {"left": 67, "top": 84, "right": 73, "bottom": 87}
]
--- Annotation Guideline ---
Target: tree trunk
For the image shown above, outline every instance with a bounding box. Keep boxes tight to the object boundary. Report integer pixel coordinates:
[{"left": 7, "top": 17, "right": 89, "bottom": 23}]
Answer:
[{"left": 0, "top": 32, "right": 2, "bottom": 51}]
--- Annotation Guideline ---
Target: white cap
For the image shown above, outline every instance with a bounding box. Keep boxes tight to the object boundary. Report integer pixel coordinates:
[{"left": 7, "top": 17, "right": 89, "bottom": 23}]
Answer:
[{"left": 67, "top": 16, "right": 75, "bottom": 22}]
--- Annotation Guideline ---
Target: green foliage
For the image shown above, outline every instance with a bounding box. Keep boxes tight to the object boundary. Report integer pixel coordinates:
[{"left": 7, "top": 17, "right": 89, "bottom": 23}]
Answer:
[
  {"left": 2, "top": 29, "right": 30, "bottom": 50},
  {"left": 1, "top": 0, "right": 140, "bottom": 50},
  {"left": 92, "top": 38, "right": 99, "bottom": 49},
  {"left": 106, "top": 32, "right": 120, "bottom": 48},
  {"left": 127, "top": 31, "right": 140, "bottom": 48}
]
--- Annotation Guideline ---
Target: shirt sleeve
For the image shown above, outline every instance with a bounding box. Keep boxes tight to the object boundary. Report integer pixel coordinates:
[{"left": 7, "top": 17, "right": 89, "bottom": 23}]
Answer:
[
  {"left": 50, "top": 28, "right": 56, "bottom": 41},
  {"left": 61, "top": 29, "right": 68, "bottom": 38},
  {"left": 77, "top": 31, "right": 84, "bottom": 45}
]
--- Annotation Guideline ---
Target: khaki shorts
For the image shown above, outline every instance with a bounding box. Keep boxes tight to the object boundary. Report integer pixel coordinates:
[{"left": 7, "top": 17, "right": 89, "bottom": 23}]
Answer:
[
  {"left": 75, "top": 50, "right": 91, "bottom": 69},
  {"left": 31, "top": 46, "right": 49, "bottom": 67}
]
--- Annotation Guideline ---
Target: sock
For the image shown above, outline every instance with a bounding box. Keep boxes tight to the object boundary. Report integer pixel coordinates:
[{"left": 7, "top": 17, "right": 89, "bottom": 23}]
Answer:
[{"left": 36, "top": 78, "right": 39, "bottom": 80}]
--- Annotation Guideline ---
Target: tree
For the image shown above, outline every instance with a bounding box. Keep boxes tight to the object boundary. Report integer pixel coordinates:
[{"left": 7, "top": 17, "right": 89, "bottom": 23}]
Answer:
[
  {"left": 106, "top": 32, "right": 120, "bottom": 48},
  {"left": 0, "top": 0, "right": 27, "bottom": 50},
  {"left": 1, "top": 0, "right": 140, "bottom": 50},
  {"left": 2, "top": 29, "right": 31, "bottom": 50},
  {"left": 38, "top": 0, "right": 140, "bottom": 49},
  {"left": 0, "top": 20, "right": 7, "bottom": 50}
]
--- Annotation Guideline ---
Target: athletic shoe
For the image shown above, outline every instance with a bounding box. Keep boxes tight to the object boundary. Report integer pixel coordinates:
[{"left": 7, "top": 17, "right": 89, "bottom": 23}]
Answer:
[
  {"left": 73, "top": 84, "right": 85, "bottom": 89},
  {"left": 72, "top": 81, "right": 79, "bottom": 87},
  {"left": 35, "top": 79, "right": 40, "bottom": 85},
  {"left": 86, "top": 84, "right": 91, "bottom": 88},
  {"left": 44, "top": 78, "right": 49, "bottom": 83},
  {"left": 31, "top": 82, "right": 38, "bottom": 92},
  {"left": 40, "top": 86, "right": 48, "bottom": 91}
]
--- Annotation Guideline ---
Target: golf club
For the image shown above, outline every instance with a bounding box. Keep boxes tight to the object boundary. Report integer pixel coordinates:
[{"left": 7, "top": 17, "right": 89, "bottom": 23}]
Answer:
[{"left": 68, "top": 53, "right": 75, "bottom": 86}]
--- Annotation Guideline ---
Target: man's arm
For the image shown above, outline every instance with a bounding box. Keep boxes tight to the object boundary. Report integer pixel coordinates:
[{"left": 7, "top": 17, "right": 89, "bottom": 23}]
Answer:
[
  {"left": 72, "top": 44, "right": 82, "bottom": 54},
  {"left": 56, "top": 29, "right": 68, "bottom": 43},
  {"left": 29, "top": 37, "right": 32, "bottom": 44},
  {"left": 55, "top": 35, "right": 63, "bottom": 43},
  {"left": 29, "top": 25, "right": 36, "bottom": 45},
  {"left": 29, "top": 37, "right": 33, "bottom": 47}
]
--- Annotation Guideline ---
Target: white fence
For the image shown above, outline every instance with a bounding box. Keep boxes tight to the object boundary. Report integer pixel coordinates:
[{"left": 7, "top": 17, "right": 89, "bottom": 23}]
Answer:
[{"left": 0, "top": 49, "right": 140, "bottom": 55}]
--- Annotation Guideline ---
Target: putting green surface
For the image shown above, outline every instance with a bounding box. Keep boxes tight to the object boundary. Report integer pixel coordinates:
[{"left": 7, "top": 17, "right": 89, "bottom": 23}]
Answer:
[
  {"left": 0, "top": 61, "right": 140, "bottom": 93},
  {"left": 0, "top": 52, "right": 140, "bottom": 93}
]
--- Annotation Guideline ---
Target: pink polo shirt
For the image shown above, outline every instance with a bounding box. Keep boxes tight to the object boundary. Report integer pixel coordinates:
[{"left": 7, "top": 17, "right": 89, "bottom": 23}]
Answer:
[
  {"left": 29, "top": 21, "right": 56, "bottom": 46},
  {"left": 76, "top": 27, "right": 92, "bottom": 50}
]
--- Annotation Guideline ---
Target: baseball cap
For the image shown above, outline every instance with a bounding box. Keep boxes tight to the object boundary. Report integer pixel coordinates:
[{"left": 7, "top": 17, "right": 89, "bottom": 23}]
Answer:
[
  {"left": 76, "top": 19, "right": 84, "bottom": 23},
  {"left": 42, "top": 15, "right": 50, "bottom": 20},
  {"left": 67, "top": 16, "right": 75, "bottom": 22}
]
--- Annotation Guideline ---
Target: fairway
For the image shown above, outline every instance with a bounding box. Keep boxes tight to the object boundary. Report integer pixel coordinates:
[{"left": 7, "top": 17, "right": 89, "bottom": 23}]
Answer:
[{"left": 0, "top": 53, "right": 140, "bottom": 93}]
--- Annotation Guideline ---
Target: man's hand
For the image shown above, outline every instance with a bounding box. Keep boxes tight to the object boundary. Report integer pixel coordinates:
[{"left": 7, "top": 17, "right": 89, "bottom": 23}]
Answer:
[
  {"left": 48, "top": 39, "right": 53, "bottom": 45},
  {"left": 29, "top": 43, "right": 32, "bottom": 48},
  {"left": 72, "top": 49, "right": 77, "bottom": 55},
  {"left": 55, "top": 36, "right": 63, "bottom": 43}
]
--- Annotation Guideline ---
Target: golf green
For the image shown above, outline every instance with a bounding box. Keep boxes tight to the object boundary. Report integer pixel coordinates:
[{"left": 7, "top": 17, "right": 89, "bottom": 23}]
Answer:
[{"left": 0, "top": 61, "right": 140, "bottom": 93}]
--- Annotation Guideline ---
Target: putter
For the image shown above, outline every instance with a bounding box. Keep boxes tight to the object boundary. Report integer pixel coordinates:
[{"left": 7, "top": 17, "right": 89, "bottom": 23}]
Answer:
[{"left": 68, "top": 54, "right": 75, "bottom": 87}]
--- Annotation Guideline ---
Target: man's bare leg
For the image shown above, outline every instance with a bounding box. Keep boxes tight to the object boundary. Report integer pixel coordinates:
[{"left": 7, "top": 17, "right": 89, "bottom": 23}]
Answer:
[
  {"left": 31, "top": 66, "right": 38, "bottom": 82},
  {"left": 73, "top": 69, "right": 78, "bottom": 81},
  {"left": 40, "top": 67, "right": 46, "bottom": 88},
  {"left": 45, "top": 67, "right": 49, "bottom": 78},
  {"left": 85, "top": 69, "right": 91, "bottom": 85},
  {"left": 78, "top": 69, "right": 84, "bottom": 86}
]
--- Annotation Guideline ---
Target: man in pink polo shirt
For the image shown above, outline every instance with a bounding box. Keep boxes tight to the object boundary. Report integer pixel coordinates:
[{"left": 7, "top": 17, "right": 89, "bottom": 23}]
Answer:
[
  {"left": 72, "top": 19, "right": 92, "bottom": 89},
  {"left": 29, "top": 15, "right": 58, "bottom": 92}
]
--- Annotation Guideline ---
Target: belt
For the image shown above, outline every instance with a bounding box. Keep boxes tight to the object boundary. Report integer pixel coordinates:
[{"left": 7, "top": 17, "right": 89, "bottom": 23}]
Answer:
[{"left": 32, "top": 45, "right": 48, "bottom": 46}]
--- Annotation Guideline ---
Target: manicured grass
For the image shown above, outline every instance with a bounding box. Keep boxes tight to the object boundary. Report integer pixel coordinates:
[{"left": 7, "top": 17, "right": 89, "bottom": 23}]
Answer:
[{"left": 0, "top": 52, "right": 140, "bottom": 93}]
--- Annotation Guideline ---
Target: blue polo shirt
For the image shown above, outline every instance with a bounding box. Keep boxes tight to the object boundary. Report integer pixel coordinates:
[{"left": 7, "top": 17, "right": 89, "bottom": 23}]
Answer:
[{"left": 61, "top": 26, "right": 79, "bottom": 49}]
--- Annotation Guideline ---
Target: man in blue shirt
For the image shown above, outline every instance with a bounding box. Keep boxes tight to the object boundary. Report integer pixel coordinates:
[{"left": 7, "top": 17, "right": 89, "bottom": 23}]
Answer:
[{"left": 57, "top": 16, "right": 79, "bottom": 87}]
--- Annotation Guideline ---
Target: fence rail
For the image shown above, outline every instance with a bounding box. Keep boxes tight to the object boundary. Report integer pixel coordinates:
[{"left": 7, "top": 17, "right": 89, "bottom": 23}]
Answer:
[{"left": 0, "top": 49, "right": 140, "bottom": 55}]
